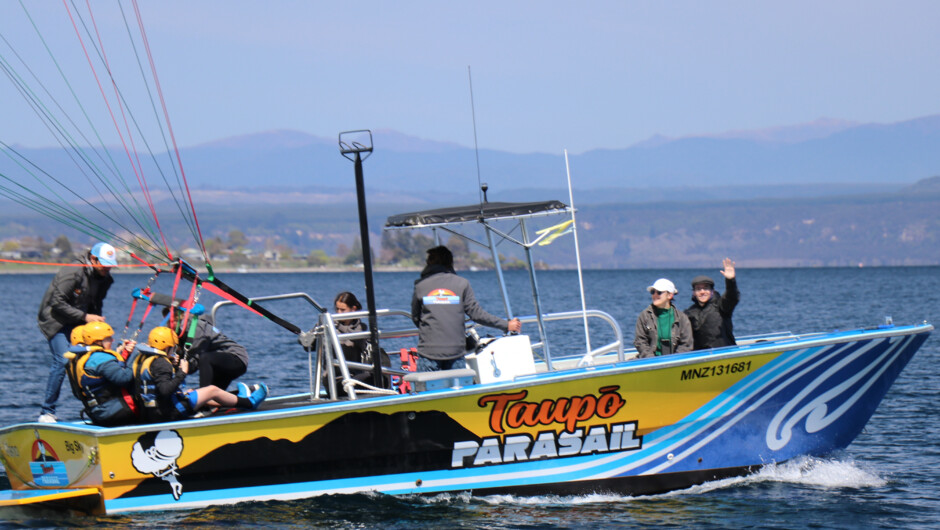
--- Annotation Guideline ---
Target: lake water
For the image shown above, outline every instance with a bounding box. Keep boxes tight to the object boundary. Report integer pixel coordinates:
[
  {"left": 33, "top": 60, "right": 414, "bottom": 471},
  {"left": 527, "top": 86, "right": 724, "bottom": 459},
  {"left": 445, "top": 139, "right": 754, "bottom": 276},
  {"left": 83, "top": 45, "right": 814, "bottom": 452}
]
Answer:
[{"left": 1, "top": 266, "right": 938, "bottom": 528}]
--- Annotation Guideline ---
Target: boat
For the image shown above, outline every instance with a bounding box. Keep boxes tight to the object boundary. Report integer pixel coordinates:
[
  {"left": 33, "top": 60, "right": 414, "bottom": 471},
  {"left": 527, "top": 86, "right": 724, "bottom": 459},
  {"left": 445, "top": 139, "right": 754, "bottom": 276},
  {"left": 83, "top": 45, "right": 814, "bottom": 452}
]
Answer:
[
  {"left": 0, "top": 5, "right": 932, "bottom": 514},
  {"left": 0, "top": 135, "right": 932, "bottom": 513}
]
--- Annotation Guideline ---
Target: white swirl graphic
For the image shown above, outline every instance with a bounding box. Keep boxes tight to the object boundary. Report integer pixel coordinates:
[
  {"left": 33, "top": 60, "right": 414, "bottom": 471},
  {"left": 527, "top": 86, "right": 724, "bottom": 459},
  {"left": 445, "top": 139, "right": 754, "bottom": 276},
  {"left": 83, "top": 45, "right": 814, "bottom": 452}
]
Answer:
[{"left": 765, "top": 336, "right": 907, "bottom": 451}]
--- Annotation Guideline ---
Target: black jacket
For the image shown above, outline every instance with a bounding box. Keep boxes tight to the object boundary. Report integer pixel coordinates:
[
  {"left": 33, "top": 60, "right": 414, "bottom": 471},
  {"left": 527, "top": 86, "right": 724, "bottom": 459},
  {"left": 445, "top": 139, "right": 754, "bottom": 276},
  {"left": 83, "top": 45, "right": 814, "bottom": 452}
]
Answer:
[
  {"left": 685, "top": 277, "right": 739, "bottom": 350},
  {"left": 37, "top": 256, "right": 113, "bottom": 339}
]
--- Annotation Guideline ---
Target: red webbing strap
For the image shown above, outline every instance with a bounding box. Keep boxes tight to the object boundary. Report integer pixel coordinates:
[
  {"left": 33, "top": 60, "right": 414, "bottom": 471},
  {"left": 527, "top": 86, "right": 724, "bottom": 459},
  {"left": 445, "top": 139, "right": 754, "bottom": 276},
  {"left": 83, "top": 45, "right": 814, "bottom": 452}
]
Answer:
[
  {"left": 170, "top": 261, "right": 301, "bottom": 335},
  {"left": 177, "top": 272, "right": 200, "bottom": 337},
  {"left": 121, "top": 295, "right": 141, "bottom": 341},
  {"left": 122, "top": 261, "right": 164, "bottom": 341},
  {"left": 168, "top": 261, "right": 184, "bottom": 325},
  {"left": 121, "top": 388, "right": 138, "bottom": 415},
  {"left": 133, "top": 302, "right": 156, "bottom": 340}
]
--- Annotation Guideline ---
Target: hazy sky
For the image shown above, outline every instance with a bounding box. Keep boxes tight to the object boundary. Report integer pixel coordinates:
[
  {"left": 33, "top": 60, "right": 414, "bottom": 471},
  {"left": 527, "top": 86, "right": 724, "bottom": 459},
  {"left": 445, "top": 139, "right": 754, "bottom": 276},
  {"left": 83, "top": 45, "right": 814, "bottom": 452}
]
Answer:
[{"left": 1, "top": 0, "right": 938, "bottom": 154}]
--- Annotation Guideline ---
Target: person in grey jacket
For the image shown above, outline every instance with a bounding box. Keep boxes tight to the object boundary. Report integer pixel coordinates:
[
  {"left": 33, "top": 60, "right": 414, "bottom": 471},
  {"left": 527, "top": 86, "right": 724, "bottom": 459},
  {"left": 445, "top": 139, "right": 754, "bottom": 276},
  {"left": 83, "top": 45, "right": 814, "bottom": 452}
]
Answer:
[
  {"left": 166, "top": 308, "right": 249, "bottom": 391},
  {"left": 36, "top": 242, "right": 117, "bottom": 423},
  {"left": 411, "top": 246, "right": 521, "bottom": 372},
  {"left": 634, "top": 278, "right": 693, "bottom": 358}
]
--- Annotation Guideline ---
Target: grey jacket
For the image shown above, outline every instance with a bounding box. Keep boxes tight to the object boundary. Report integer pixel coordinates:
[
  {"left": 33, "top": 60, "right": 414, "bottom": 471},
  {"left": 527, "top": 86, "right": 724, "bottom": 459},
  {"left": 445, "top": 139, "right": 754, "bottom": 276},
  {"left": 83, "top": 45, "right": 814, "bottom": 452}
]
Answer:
[
  {"left": 633, "top": 304, "right": 694, "bottom": 359},
  {"left": 37, "top": 256, "right": 114, "bottom": 339},
  {"left": 412, "top": 265, "right": 509, "bottom": 360},
  {"left": 185, "top": 318, "right": 249, "bottom": 368}
]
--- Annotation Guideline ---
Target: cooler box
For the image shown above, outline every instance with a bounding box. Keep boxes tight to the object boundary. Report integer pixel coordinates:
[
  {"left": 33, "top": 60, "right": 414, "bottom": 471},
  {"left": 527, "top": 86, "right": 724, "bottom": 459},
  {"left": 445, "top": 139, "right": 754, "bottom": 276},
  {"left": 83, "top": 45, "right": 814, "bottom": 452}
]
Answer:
[{"left": 465, "top": 335, "right": 536, "bottom": 384}]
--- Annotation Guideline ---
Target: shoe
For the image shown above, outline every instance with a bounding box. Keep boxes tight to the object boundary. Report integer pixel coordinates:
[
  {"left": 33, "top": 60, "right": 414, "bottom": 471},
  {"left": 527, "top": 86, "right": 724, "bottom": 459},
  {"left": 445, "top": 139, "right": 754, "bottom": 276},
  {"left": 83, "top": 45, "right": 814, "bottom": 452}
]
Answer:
[
  {"left": 248, "top": 383, "right": 268, "bottom": 410},
  {"left": 38, "top": 413, "right": 57, "bottom": 424},
  {"left": 237, "top": 382, "right": 251, "bottom": 399}
]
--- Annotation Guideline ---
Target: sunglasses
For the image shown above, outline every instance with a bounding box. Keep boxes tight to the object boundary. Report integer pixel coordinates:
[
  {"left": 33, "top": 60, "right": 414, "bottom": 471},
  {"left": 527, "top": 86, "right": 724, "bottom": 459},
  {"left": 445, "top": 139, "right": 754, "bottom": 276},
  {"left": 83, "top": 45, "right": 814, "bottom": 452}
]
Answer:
[{"left": 651, "top": 290, "right": 667, "bottom": 295}]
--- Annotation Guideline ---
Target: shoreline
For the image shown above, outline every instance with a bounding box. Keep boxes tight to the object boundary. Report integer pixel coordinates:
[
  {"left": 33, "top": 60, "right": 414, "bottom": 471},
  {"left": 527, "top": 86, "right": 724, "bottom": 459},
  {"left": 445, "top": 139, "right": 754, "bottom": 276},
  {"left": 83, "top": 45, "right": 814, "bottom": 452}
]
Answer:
[{"left": 2, "top": 263, "right": 938, "bottom": 275}]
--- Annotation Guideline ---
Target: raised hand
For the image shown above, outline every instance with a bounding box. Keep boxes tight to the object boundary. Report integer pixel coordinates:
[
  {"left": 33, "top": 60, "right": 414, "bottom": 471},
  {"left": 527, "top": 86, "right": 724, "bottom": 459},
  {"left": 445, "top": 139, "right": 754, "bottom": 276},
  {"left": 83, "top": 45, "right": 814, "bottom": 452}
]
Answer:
[{"left": 720, "top": 258, "right": 736, "bottom": 280}]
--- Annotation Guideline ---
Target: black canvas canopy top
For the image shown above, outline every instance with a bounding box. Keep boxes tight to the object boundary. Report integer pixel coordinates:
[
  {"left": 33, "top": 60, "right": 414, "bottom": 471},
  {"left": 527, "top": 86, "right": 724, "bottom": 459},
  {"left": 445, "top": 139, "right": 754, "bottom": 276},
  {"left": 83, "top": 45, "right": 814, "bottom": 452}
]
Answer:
[{"left": 385, "top": 200, "right": 569, "bottom": 229}]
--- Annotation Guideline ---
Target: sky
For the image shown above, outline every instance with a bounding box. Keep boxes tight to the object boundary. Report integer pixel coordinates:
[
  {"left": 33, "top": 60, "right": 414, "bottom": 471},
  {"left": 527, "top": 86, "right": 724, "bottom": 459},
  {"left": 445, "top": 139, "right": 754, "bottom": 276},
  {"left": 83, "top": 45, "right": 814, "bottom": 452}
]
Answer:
[{"left": 1, "top": 0, "right": 939, "bottom": 155}]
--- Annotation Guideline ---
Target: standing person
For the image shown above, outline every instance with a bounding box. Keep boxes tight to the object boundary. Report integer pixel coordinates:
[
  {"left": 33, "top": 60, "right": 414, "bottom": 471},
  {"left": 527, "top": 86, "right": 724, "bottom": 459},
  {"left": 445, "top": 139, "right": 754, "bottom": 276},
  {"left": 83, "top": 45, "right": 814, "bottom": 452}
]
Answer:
[
  {"left": 634, "top": 278, "right": 693, "bottom": 358},
  {"left": 411, "top": 246, "right": 521, "bottom": 372},
  {"left": 133, "top": 327, "right": 266, "bottom": 424},
  {"left": 37, "top": 242, "right": 117, "bottom": 423},
  {"left": 685, "top": 258, "right": 740, "bottom": 350},
  {"left": 165, "top": 308, "right": 249, "bottom": 392}
]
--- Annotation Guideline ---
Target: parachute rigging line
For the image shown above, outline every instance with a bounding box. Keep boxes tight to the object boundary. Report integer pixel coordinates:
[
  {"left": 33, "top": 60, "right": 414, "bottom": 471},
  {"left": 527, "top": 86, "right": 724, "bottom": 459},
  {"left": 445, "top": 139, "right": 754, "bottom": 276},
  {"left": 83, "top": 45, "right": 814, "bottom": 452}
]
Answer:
[
  {"left": 131, "top": 0, "right": 209, "bottom": 261},
  {"left": 62, "top": 0, "right": 171, "bottom": 260},
  {"left": 0, "top": 1, "right": 210, "bottom": 266}
]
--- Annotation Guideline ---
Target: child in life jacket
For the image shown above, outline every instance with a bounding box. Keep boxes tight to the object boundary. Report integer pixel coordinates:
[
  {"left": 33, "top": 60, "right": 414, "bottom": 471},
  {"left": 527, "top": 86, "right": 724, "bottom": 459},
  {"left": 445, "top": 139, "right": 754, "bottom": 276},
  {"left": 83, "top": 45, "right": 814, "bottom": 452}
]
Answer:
[
  {"left": 63, "top": 321, "right": 140, "bottom": 426},
  {"left": 134, "top": 326, "right": 267, "bottom": 423}
]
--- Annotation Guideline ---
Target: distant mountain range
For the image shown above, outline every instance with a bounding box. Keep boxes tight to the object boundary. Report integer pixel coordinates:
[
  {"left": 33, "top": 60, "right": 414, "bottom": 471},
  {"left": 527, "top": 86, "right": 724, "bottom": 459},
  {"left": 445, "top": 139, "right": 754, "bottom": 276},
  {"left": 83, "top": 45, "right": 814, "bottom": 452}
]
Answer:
[{"left": 3, "top": 114, "right": 939, "bottom": 205}]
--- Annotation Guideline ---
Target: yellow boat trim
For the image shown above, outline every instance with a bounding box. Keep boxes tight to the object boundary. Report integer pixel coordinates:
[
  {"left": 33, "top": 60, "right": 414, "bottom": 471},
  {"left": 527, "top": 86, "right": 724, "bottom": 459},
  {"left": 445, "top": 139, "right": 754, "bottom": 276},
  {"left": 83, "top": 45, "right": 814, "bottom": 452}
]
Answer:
[{"left": 0, "top": 487, "right": 101, "bottom": 507}]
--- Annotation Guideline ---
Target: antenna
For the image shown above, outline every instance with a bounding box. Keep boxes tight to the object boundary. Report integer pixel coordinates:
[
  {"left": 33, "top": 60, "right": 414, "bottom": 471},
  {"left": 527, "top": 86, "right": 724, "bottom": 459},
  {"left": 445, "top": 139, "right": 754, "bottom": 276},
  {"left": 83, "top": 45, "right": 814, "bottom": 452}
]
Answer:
[{"left": 468, "top": 66, "right": 484, "bottom": 206}]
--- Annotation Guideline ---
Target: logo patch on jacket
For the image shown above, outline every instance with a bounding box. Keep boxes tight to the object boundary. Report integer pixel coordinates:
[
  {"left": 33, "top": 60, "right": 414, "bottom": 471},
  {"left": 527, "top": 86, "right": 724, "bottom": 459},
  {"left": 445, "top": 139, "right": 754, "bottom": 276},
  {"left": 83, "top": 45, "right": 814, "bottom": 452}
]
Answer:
[{"left": 423, "top": 288, "right": 460, "bottom": 304}]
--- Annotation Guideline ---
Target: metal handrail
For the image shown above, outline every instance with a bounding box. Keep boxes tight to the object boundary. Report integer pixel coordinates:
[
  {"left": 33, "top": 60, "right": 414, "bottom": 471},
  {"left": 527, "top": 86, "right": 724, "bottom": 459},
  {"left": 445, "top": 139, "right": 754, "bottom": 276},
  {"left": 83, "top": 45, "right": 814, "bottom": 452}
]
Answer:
[
  {"left": 210, "top": 292, "right": 327, "bottom": 322},
  {"left": 210, "top": 292, "right": 624, "bottom": 401},
  {"left": 515, "top": 309, "right": 624, "bottom": 365}
]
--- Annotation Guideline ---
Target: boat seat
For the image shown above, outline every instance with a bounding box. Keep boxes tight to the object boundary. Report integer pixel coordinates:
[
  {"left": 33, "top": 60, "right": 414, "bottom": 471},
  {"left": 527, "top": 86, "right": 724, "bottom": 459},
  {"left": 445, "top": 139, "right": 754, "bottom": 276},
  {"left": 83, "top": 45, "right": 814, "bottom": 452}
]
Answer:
[{"left": 402, "top": 368, "right": 477, "bottom": 393}]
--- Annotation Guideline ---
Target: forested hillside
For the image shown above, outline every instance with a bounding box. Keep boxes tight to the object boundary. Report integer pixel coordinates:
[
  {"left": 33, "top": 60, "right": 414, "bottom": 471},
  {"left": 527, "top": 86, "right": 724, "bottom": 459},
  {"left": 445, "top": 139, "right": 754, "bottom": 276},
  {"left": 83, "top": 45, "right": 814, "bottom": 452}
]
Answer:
[{"left": 2, "top": 180, "right": 938, "bottom": 269}]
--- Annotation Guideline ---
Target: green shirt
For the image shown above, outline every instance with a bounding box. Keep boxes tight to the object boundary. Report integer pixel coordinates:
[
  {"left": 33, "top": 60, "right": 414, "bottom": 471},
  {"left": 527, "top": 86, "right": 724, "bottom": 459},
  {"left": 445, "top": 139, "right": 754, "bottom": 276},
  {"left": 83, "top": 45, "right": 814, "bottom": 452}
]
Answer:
[{"left": 654, "top": 305, "right": 674, "bottom": 356}]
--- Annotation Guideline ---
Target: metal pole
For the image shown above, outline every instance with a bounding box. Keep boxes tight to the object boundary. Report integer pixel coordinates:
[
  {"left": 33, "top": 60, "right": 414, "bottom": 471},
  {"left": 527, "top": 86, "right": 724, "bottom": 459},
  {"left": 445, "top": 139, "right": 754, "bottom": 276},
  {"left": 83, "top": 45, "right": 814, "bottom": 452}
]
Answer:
[
  {"left": 340, "top": 130, "right": 383, "bottom": 388},
  {"left": 352, "top": 153, "right": 383, "bottom": 388},
  {"left": 520, "top": 218, "right": 551, "bottom": 367},
  {"left": 485, "top": 224, "right": 513, "bottom": 318}
]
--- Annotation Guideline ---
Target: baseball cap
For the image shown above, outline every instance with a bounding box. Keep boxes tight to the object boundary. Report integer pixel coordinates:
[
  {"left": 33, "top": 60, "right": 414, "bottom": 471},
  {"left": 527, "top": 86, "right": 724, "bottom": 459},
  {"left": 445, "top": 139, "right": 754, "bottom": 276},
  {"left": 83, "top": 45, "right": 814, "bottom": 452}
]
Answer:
[
  {"left": 90, "top": 242, "right": 118, "bottom": 267},
  {"left": 647, "top": 278, "right": 677, "bottom": 294}
]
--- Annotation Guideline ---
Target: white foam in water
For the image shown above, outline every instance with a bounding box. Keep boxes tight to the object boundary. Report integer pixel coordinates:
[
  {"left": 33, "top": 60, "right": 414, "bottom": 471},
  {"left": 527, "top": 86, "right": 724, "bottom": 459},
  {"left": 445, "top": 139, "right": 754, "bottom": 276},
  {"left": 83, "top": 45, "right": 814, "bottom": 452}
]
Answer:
[
  {"left": 468, "top": 456, "right": 885, "bottom": 506},
  {"left": 772, "top": 456, "right": 886, "bottom": 487},
  {"left": 676, "top": 455, "right": 887, "bottom": 494}
]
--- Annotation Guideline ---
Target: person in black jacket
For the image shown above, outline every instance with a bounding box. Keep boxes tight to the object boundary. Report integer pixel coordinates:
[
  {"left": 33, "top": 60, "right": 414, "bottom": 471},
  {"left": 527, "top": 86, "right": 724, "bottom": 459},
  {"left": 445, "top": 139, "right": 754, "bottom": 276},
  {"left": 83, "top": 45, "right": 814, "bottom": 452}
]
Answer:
[
  {"left": 36, "top": 242, "right": 117, "bottom": 423},
  {"left": 685, "top": 258, "right": 740, "bottom": 350}
]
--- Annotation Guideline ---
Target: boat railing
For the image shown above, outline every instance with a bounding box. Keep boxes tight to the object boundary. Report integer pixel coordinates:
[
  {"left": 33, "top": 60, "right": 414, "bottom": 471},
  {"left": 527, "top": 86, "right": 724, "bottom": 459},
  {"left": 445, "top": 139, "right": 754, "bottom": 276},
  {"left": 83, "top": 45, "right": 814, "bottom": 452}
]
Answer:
[
  {"left": 315, "top": 307, "right": 625, "bottom": 400},
  {"left": 210, "top": 292, "right": 329, "bottom": 322},
  {"left": 315, "top": 309, "right": 416, "bottom": 401},
  {"left": 212, "top": 295, "right": 626, "bottom": 402},
  {"left": 514, "top": 310, "right": 625, "bottom": 369}
]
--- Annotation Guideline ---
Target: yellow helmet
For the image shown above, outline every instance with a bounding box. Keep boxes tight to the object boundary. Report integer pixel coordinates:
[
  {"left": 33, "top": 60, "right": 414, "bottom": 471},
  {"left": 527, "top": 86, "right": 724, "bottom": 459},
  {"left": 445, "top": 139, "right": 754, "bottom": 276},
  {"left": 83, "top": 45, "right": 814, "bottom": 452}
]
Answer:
[
  {"left": 148, "top": 326, "right": 179, "bottom": 353},
  {"left": 70, "top": 325, "right": 86, "bottom": 346},
  {"left": 83, "top": 321, "right": 114, "bottom": 344}
]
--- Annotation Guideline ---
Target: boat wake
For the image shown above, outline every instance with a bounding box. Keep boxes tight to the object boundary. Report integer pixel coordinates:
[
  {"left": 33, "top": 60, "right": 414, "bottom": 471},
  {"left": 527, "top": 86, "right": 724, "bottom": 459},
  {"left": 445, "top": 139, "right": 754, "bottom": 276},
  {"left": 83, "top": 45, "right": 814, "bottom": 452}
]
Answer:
[{"left": 430, "top": 455, "right": 887, "bottom": 507}]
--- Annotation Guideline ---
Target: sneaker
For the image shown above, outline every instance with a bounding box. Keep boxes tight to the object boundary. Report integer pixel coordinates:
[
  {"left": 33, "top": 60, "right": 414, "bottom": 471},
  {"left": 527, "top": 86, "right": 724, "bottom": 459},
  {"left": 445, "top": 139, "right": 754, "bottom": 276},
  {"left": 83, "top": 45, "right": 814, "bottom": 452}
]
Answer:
[
  {"left": 38, "top": 413, "right": 57, "bottom": 424},
  {"left": 236, "top": 382, "right": 251, "bottom": 399},
  {"left": 248, "top": 383, "right": 268, "bottom": 410}
]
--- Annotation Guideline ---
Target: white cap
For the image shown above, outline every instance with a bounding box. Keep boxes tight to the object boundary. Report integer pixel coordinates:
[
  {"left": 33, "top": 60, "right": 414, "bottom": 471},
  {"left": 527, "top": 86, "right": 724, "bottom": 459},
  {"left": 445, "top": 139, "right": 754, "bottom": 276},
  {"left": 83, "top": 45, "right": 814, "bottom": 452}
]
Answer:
[
  {"left": 647, "top": 278, "right": 677, "bottom": 294},
  {"left": 90, "top": 242, "right": 118, "bottom": 267}
]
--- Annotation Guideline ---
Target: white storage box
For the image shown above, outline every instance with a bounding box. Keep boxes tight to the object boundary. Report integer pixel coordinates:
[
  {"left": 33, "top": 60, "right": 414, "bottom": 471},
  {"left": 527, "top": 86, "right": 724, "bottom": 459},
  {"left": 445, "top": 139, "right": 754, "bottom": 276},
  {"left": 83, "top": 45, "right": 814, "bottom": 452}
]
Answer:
[{"left": 465, "top": 335, "right": 536, "bottom": 384}]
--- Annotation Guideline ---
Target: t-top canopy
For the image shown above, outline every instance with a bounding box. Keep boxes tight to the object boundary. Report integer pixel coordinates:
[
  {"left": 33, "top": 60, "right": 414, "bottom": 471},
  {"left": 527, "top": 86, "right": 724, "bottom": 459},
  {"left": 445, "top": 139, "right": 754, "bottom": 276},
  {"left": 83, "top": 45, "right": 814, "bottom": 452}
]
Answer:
[{"left": 385, "top": 200, "right": 569, "bottom": 229}]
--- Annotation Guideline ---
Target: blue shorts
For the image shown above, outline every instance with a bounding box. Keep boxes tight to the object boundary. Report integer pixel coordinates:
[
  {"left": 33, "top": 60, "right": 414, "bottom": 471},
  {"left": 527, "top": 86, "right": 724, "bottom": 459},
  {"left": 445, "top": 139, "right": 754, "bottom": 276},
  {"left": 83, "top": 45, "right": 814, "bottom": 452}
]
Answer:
[{"left": 171, "top": 389, "right": 198, "bottom": 417}]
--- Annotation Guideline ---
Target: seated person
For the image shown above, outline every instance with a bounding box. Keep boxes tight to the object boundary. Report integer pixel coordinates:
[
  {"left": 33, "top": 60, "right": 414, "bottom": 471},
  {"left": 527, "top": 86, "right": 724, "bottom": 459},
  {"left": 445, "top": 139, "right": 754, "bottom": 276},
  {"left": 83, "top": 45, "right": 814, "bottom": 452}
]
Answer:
[
  {"left": 64, "top": 321, "right": 140, "bottom": 426},
  {"left": 634, "top": 278, "right": 693, "bottom": 358},
  {"left": 134, "top": 326, "right": 267, "bottom": 423},
  {"left": 163, "top": 307, "right": 249, "bottom": 392},
  {"left": 333, "top": 291, "right": 390, "bottom": 384}
]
